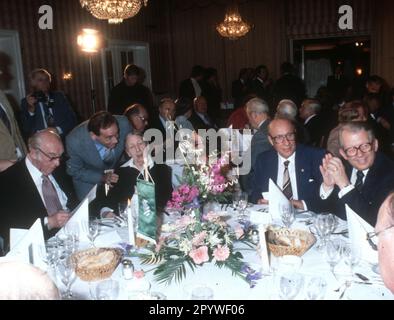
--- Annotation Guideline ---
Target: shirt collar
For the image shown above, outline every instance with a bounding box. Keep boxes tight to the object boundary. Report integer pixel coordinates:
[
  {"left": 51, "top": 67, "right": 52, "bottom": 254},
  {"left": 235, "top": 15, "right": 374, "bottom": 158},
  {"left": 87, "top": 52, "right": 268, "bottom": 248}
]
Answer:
[
  {"left": 278, "top": 151, "right": 296, "bottom": 163},
  {"left": 257, "top": 119, "right": 267, "bottom": 129},
  {"left": 121, "top": 155, "right": 154, "bottom": 171},
  {"left": 25, "top": 156, "right": 45, "bottom": 185},
  {"left": 304, "top": 114, "right": 316, "bottom": 125}
]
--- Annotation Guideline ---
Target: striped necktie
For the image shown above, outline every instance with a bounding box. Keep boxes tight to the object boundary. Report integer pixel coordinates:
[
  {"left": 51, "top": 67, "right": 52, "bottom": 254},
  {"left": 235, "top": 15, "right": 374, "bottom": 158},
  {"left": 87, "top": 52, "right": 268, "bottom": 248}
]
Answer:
[
  {"left": 42, "top": 175, "right": 63, "bottom": 216},
  {"left": 282, "top": 160, "right": 293, "bottom": 200}
]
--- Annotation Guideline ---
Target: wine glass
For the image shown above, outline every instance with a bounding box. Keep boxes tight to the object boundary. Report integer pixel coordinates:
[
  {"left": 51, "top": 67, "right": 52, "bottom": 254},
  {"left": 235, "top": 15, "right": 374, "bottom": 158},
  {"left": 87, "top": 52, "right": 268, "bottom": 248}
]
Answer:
[
  {"left": 311, "top": 213, "right": 337, "bottom": 250},
  {"left": 279, "top": 272, "right": 304, "bottom": 300},
  {"left": 237, "top": 192, "right": 249, "bottom": 223},
  {"left": 57, "top": 258, "right": 76, "bottom": 300},
  {"left": 118, "top": 200, "right": 129, "bottom": 226},
  {"left": 232, "top": 190, "right": 241, "bottom": 210},
  {"left": 305, "top": 276, "right": 327, "bottom": 300},
  {"left": 325, "top": 239, "right": 344, "bottom": 280},
  {"left": 343, "top": 243, "right": 361, "bottom": 278},
  {"left": 82, "top": 220, "right": 100, "bottom": 247},
  {"left": 279, "top": 203, "right": 295, "bottom": 228}
]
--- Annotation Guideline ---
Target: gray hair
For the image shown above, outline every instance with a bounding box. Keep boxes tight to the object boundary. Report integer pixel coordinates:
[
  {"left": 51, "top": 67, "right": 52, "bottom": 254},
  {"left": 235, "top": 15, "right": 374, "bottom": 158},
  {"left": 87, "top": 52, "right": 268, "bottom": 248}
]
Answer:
[
  {"left": 28, "top": 128, "right": 61, "bottom": 151},
  {"left": 0, "top": 262, "right": 60, "bottom": 300},
  {"left": 303, "top": 99, "right": 321, "bottom": 114},
  {"left": 338, "top": 121, "right": 375, "bottom": 148},
  {"left": 276, "top": 99, "right": 298, "bottom": 120},
  {"left": 246, "top": 97, "right": 270, "bottom": 115}
]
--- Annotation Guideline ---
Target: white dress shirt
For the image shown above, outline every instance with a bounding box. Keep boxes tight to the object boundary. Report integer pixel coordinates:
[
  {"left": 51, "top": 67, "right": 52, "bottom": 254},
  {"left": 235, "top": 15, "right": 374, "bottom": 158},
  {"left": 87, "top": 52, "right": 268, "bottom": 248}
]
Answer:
[
  {"left": 320, "top": 168, "right": 369, "bottom": 199},
  {"left": 121, "top": 155, "right": 154, "bottom": 171},
  {"left": 304, "top": 114, "right": 317, "bottom": 125},
  {"left": 25, "top": 157, "right": 69, "bottom": 212}
]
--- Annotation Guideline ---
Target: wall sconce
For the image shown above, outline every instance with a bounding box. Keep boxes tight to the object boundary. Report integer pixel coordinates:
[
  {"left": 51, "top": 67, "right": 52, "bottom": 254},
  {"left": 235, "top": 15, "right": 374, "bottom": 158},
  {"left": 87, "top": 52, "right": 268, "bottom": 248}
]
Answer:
[{"left": 63, "top": 72, "right": 73, "bottom": 80}]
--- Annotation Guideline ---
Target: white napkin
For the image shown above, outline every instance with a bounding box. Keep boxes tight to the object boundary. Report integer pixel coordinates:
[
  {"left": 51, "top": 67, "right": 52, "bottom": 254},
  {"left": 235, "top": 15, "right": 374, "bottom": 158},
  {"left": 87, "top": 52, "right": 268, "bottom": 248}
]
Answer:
[
  {"left": 127, "top": 195, "right": 138, "bottom": 246},
  {"left": 9, "top": 229, "right": 28, "bottom": 250},
  {"left": 6, "top": 219, "right": 46, "bottom": 270},
  {"left": 60, "top": 197, "right": 89, "bottom": 242},
  {"left": 249, "top": 205, "right": 272, "bottom": 226},
  {"left": 94, "top": 230, "right": 122, "bottom": 247},
  {"left": 345, "top": 204, "right": 378, "bottom": 264},
  {"left": 269, "top": 178, "right": 291, "bottom": 221}
]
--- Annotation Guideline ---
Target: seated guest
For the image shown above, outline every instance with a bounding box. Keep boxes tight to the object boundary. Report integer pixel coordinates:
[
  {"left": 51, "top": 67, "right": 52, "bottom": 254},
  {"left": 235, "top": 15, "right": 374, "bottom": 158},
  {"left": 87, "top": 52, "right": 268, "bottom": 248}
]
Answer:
[
  {"left": 319, "top": 121, "right": 394, "bottom": 226},
  {"left": 250, "top": 118, "right": 325, "bottom": 211},
  {"left": 0, "top": 129, "right": 78, "bottom": 251},
  {"left": 375, "top": 193, "right": 394, "bottom": 293},
  {"left": 276, "top": 99, "right": 310, "bottom": 144},
  {"left": 0, "top": 262, "right": 60, "bottom": 299},
  {"left": 150, "top": 98, "right": 177, "bottom": 138},
  {"left": 123, "top": 103, "right": 149, "bottom": 134},
  {"left": 0, "top": 90, "right": 27, "bottom": 170},
  {"left": 108, "top": 64, "right": 153, "bottom": 116},
  {"left": 326, "top": 101, "right": 367, "bottom": 157},
  {"left": 189, "top": 96, "right": 217, "bottom": 130},
  {"left": 299, "top": 99, "right": 324, "bottom": 147},
  {"left": 227, "top": 94, "right": 257, "bottom": 129},
  {"left": 20, "top": 68, "right": 77, "bottom": 138},
  {"left": 66, "top": 111, "right": 131, "bottom": 200},
  {"left": 105, "top": 133, "right": 173, "bottom": 214}
]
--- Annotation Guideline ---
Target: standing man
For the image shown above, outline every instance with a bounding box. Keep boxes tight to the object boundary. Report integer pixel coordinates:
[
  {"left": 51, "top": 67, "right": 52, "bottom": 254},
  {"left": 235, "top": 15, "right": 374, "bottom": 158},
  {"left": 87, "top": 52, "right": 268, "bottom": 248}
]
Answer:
[
  {"left": 0, "top": 90, "right": 27, "bottom": 171},
  {"left": 66, "top": 111, "right": 131, "bottom": 200},
  {"left": 0, "top": 129, "right": 78, "bottom": 251},
  {"left": 20, "top": 68, "right": 77, "bottom": 138},
  {"left": 179, "top": 65, "right": 205, "bottom": 101}
]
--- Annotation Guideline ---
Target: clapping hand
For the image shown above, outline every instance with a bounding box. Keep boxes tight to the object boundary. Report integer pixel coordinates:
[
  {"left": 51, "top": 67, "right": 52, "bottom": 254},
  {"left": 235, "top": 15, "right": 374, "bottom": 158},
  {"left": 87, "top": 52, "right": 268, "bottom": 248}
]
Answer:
[{"left": 320, "top": 154, "right": 350, "bottom": 191}]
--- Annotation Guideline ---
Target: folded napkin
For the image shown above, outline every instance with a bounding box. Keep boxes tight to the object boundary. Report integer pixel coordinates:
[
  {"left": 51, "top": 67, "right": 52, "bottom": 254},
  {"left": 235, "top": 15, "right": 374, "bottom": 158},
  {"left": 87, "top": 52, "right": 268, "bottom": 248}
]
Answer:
[
  {"left": 249, "top": 205, "right": 272, "bottom": 226},
  {"left": 6, "top": 219, "right": 46, "bottom": 270},
  {"left": 94, "top": 230, "right": 123, "bottom": 247},
  {"left": 269, "top": 178, "right": 291, "bottom": 221},
  {"left": 345, "top": 204, "right": 378, "bottom": 264},
  {"left": 60, "top": 197, "right": 89, "bottom": 242}
]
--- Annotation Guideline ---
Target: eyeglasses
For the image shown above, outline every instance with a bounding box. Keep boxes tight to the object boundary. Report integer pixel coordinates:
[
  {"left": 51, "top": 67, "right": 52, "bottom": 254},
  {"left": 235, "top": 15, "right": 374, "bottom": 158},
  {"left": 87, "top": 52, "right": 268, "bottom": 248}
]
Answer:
[
  {"left": 134, "top": 114, "right": 148, "bottom": 123},
  {"left": 343, "top": 142, "right": 373, "bottom": 157},
  {"left": 36, "top": 147, "right": 63, "bottom": 162},
  {"left": 366, "top": 224, "right": 394, "bottom": 251},
  {"left": 270, "top": 132, "right": 296, "bottom": 144}
]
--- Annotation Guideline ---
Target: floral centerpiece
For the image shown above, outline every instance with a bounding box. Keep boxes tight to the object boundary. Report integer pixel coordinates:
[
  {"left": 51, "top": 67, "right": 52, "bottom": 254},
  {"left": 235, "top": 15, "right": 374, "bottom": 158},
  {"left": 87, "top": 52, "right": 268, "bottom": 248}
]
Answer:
[{"left": 136, "top": 212, "right": 260, "bottom": 286}]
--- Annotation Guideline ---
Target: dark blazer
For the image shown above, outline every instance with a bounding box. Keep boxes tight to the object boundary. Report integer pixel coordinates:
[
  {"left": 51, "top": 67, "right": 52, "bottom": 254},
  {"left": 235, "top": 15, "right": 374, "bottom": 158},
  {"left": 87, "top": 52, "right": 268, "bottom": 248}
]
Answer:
[
  {"left": 273, "top": 74, "right": 306, "bottom": 108},
  {"left": 0, "top": 160, "right": 78, "bottom": 252},
  {"left": 304, "top": 115, "right": 324, "bottom": 147},
  {"left": 66, "top": 115, "right": 132, "bottom": 200},
  {"left": 179, "top": 78, "right": 202, "bottom": 101},
  {"left": 321, "top": 152, "right": 394, "bottom": 226},
  {"left": 20, "top": 91, "right": 77, "bottom": 138},
  {"left": 105, "top": 163, "right": 173, "bottom": 213},
  {"left": 250, "top": 144, "right": 326, "bottom": 212},
  {"left": 188, "top": 111, "right": 217, "bottom": 131},
  {"left": 231, "top": 79, "right": 248, "bottom": 109}
]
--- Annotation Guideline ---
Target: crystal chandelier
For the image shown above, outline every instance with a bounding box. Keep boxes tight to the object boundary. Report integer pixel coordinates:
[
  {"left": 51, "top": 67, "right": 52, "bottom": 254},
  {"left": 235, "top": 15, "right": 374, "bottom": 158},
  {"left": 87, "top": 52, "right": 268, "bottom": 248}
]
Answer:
[
  {"left": 216, "top": 2, "right": 251, "bottom": 40},
  {"left": 80, "top": 0, "right": 148, "bottom": 24}
]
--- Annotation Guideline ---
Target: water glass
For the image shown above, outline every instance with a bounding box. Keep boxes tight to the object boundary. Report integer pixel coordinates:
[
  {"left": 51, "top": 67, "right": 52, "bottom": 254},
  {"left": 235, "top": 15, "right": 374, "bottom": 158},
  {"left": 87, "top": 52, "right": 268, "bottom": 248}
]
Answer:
[
  {"left": 343, "top": 243, "right": 361, "bottom": 277},
  {"left": 57, "top": 258, "right": 76, "bottom": 299},
  {"left": 325, "top": 239, "right": 344, "bottom": 279},
  {"left": 279, "top": 272, "right": 304, "bottom": 300},
  {"left": 82, "top": 220, "right": 100, "bottom": 247},
  {"left": 305, "top": 276, "right": 327, "bottom": 300},
  {"left": 279, "top": 203, "right": 295, "bottom": 228},
  {"left": 312, "top": 213, "right": 337, "bottom": 250},
  {"left": 95, "top": 279, "right": 120, "bottom": 300}
]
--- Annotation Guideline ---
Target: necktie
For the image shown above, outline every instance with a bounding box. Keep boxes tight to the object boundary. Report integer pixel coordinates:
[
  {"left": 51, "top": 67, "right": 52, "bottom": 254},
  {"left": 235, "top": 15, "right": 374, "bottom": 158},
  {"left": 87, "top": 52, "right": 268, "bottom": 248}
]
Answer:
[
  {"left": 282, "top": 160, "right": 293, "bottom": 200},
  {"left": 103, "top": 148, "right": 115, "bottom": 166},
  {"left": 42, "top": 175, "right": 63, "bottom": 216},
  {"left": 0, "top": 105, "right": 11, "bottom": 133},
  {"left": 354, "top": 170, "right": 364, "bottom": 191}
]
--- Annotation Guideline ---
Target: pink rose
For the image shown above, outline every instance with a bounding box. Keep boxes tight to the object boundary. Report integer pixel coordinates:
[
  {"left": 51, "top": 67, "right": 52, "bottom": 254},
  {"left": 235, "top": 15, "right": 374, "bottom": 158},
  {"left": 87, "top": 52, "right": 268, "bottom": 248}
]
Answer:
[
  {"left": 134, "top": 270, "right": 145, "bottom": 279},
  {"left": 189, "top": 246, "right": 209, "bottom": 265},
  {"left": 192, "top": 231, "right": 207, "bottom": 246},
  {"left": 204, "top": 211, "right": 220, "bottom": 222},
  {"left": 213, "top": 245, "right": 230, "bottom": 261}
]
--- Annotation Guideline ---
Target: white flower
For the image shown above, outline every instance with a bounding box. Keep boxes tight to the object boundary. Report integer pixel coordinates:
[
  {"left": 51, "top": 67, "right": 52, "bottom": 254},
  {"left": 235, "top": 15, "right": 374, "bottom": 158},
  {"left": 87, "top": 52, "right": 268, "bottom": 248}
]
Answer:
[
  {"left": 224, "top": 233, "right": 232, "bottom": 245},
  {"left": 179, "top": 239, "right": 192, "bottom": 254},
  {"left": 208, "top": 233, "right": 221, "bottom": 246}
]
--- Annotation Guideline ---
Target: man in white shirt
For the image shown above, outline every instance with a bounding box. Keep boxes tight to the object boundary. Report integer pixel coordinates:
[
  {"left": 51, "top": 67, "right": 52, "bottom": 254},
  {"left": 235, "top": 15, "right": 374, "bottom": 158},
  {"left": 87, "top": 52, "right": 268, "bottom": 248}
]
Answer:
[
  {"left": 319, "top": 121, "right": 394, "bottom": 225},
  {"left": 0, "top": 129, "right": 78, "bottom": 252}
]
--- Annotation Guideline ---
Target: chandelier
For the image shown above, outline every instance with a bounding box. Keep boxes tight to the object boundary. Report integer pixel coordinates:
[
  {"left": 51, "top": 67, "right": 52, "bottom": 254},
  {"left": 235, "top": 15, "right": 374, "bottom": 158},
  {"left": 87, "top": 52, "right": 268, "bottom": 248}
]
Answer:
[
  {"left": 216, "top": 2, "right": 251, "bottom": 40},
  {"left": 80, "top": 0, "right": 148, "bottom": 24}
]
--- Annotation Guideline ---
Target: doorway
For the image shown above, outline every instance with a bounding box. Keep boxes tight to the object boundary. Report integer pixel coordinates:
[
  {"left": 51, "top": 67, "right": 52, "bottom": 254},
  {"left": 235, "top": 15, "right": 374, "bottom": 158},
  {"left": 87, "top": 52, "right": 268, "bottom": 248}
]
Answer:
[
  {"left": 0, "top": 29, "right": 25, "bottom": 111},
  {"left": 101, "top": 40, "right": 152, "bottom": 108},
  {"left": 291, "top": 36, "right": 371, "bottom": 98}
]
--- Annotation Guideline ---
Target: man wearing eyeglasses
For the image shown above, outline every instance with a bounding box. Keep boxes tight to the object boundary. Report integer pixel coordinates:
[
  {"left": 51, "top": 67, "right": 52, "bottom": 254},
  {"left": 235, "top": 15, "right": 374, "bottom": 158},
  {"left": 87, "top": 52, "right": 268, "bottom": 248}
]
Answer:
[
  {"left": 319, "top": 121, "right": 394, "bottom": 226},
  {"left": 250, "top": 118, "right": 325, "bottom": 212},
  {"left": 0, "top": 129, "right": 78, "bottom": 253}
]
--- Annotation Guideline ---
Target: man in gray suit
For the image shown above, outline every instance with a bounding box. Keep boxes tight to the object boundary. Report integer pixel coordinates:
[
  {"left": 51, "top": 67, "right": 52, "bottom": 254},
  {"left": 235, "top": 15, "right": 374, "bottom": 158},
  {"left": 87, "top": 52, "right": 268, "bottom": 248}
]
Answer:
[
  {"left": 242, "top": 97, "right": 271, "bottom": 194},
  {"left": 66, "top": 111, "right": 132, "bottom": 200}
]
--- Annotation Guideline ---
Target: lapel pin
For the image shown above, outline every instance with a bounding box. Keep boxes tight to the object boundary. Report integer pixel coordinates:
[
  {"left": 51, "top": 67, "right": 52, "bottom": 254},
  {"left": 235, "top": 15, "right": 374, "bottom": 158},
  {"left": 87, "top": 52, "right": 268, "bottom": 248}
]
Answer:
[{"left": 301, "top": 169, "right": 304, "bottom": 172}]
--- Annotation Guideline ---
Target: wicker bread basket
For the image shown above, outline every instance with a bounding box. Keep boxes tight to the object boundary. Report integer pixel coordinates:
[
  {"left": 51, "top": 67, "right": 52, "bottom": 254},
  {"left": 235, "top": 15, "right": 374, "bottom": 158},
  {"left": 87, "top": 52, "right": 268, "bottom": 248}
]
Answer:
[
  {"left": 267, "top": 228, "right": 316, "bottom": 257},
  {"left": 71, "top": 247, "right": 122, "bottom": 281}
]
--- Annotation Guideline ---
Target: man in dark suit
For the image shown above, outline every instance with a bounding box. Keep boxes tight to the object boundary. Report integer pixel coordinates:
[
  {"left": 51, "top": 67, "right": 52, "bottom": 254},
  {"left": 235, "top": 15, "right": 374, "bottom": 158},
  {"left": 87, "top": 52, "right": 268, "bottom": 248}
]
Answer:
[
  {"left": 179, "top": 65, "right": 205, "bottom": 101},
  {"left": 0, "top": 129, "right": 78, "bottom": 253},
  {"left": 242, "top": 97, "right": 271, "bottom": 194},
  {"left": 20, "top": 69, "right": 77, "bottom": 138},
  {"left": 66, "top": 111, "right": 132, "bottom": 200},
  {"left": 299, "top": 99, "right": 324, "bottom": 147},
  {"left": 105, "top": 133, "right": 173, "bottom": 214},
  {"left": 189, "top": 96, "right": 217, "bottom": 131},
  {"left": 319, "top": 121, "right": 394, "bottom": 226},
  {"left": 250, "top": 118, "right": 325, "bottom": 212}
]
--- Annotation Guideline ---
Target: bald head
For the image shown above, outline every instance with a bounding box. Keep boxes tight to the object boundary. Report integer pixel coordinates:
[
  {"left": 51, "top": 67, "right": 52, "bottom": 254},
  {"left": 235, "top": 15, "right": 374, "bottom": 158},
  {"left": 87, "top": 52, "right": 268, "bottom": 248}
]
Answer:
[
  {"left": 193, "top": 96, "right": 208, "bottom": 114},
  {"left": 27, "top": 129, "right": 64, "bottom": 176},
  {"left": 276, "top": 99, "right": 298, "bottom": 120},
  {"left": 268, "top": 118, "right": 297, "bottom": 159},
  {"left": 0, "top": 262, "right": 59, "bottom": 300}
]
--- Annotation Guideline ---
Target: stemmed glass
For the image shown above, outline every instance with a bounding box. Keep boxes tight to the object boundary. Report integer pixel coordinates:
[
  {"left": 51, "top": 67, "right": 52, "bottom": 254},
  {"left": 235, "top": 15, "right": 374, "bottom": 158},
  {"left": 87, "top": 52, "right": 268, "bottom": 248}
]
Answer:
[
  {"left": 118, "top": 201, "right": 129, "bottom": 227},
  {"left": 279, "top": 272, "right": 304, "bottom": 300},
  {"left": 305, "top": 277, "right": 327, "bottom": 300},
  {"left": 325, "top": 239, "right": 344, "bottom": 280},
  {"left": 279, "top": 203, "right": 295, "bottom": 228},
  {"left": 82, "top": 220, "right": 100, "bottom": 247},
  {"left": 237, "top": 192, "right": 249, "bottom": 223},
  {"left": 343, "top": 244, "right": 361, "bottom": 279},
  {"left": 57, "top": 258, "right": 76, "bottom": 300},
  {"left": 311, "top": 213, "right": 337, "bottom": 250}
]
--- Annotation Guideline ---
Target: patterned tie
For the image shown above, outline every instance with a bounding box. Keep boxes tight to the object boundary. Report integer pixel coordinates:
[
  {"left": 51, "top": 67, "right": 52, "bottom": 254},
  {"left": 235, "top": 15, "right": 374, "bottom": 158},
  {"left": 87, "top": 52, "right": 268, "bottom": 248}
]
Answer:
[
  {"left": 0, "top": 105, "right": 11, "bottom": 133},
  {"left": 282, "top": 160, "right": 293, "bottom": 200},
  {"left": 103, "top": 148, "right": 115, "bottom": 166},
  {"left": 354, "top": 170, "right": 364, "bottom": 191},
  {"left": 42, "top": 175, "right": 63, "bottom": 216}
]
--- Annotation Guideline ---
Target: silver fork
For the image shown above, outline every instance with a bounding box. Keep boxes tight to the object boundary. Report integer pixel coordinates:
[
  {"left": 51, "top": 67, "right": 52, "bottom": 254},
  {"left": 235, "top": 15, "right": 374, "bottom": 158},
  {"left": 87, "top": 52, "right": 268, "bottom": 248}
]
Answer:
[{"left": 339, "top": 280, "right": 352, "bottom": 299}]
